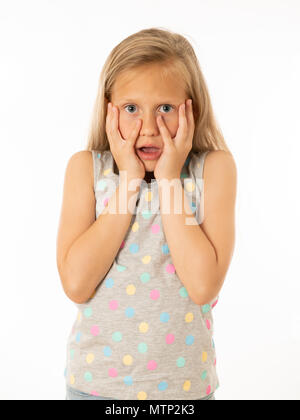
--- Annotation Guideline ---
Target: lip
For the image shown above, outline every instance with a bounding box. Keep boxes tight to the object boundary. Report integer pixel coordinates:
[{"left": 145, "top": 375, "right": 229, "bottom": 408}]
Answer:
[{"left": 136, "top": 147, "right": 162, "bottom": 160}]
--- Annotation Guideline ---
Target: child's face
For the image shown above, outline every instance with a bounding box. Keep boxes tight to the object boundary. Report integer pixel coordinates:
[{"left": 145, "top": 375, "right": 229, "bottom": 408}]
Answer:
[{"left": 110, "top": 63, "right": 189, "bottom": 173}]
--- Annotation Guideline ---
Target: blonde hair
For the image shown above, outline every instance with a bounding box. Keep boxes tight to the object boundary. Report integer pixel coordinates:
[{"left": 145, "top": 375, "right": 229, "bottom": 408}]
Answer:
[{"left": 85, "top": 27, "right": 231, "bottom": 156}]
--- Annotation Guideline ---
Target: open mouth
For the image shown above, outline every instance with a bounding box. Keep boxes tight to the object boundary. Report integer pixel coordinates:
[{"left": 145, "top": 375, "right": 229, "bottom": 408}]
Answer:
[{"left": 136, "top": 147, "right": 162, "bottom": 160}]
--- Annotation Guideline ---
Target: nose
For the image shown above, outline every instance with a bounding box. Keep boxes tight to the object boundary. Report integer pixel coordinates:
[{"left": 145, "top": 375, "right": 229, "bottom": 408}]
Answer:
[{"left": 139, "top": 112, "right": 160, "bottom": 137}]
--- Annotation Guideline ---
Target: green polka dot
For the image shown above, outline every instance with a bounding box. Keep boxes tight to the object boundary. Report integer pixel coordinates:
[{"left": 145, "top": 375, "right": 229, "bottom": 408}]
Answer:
[
  {"left": 142, "top": 209, "right": 152, "bottom": 219},
  {"left": 201, "top": 370, "right": 208, "bottom": 380},
  {"left": 96, "top": 179, "right": 107, "bottom": 191},
  {"left": 112, "top": 331, "right": 122, "bottom": 342},
  {"left": 70, "top": 349, "right": 75, "bottom": 360},
  {"left": 117, "top": 264, "right": 126, "bottom": 272},
  {"left": 179, "top": 287, "right": 188, "bottom": 298},
  {"left": 84, "top": 307, "right": 92, "bottom": 318},
  {"left": 84, "top": 371, "right": 93, "bottom": 382},
  {"left": 140, "top": 272, "right": 150, "bottom": 283},
  {"left": 138, "top": 342, "right": 148, "bottom": 353},
  {"left": 202, "top": 304, "right": 211, "bottom": 314},
  {"left": 176, "top": 357, "right": 185, "bottom": 367}
]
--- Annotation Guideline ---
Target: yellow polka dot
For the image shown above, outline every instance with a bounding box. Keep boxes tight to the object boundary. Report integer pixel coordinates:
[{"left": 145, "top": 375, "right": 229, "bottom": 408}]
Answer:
[
  {"left": 142, "top": 255, "right": 151, "bottom": 264},
  {"left": 77, "top": 311, "right": 82, "bottom": 322},
  {"left": 123, "top": 354, "right": 133, "bottom": 366},
  {"left": 70, "top": 375, "right": 75, "bottom": 385},
  {"left": 126, "top": 284, "right": 136, "bottom": 295},
  {"left": 139, "top": 322, "right": 149, "bottom": 333},
  {"left": 197, "top": 163, "right": 201, "bottom": 168},
  {"left": 103, "top": 168, "right": 111, "bottom": 176},
  {"left": 145, "top": 191, "right": 152, "bottom": 202},
  {"left": 132, "top": 222, "right": 139, "bottom": 232},
  {"left": 185, "top": 312, "right": 194, "bottom": 323},
  {"left": 137, "top": 391, "right": 147, "bottom": 400},
  {"left": 86, "top": 353, "right": 95, "bottom": 364},
  {"left": 183, "top": 380, "right": 191, "bottom": 391},
  {"left": 202, "top": 351, "right": 208, "bottom": 362},
  {"left": 185, "top": 181, "right": 195, "bottom": 192}
]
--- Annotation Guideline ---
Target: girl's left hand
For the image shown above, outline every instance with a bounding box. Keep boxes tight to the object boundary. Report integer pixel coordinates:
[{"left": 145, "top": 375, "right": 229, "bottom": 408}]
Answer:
[{"left": 154, "top": 99, "right": 195, "bottom": 181}]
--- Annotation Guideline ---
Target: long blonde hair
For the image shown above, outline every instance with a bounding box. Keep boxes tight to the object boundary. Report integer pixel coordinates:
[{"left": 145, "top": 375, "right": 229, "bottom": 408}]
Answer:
[{"left": 85, "top": 27, "right": 231, "bottom": 156}]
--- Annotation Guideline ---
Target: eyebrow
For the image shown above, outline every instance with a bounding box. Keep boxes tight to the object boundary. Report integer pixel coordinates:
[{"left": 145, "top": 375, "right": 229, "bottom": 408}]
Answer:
[{"left": 118, "top": 98, "right": 179, "bottom": 104}]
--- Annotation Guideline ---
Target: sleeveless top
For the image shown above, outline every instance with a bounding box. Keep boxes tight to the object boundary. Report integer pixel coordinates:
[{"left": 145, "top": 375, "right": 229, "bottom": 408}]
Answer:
[{"left": 64, "top": 149, "right": 220, "bottom": 400}]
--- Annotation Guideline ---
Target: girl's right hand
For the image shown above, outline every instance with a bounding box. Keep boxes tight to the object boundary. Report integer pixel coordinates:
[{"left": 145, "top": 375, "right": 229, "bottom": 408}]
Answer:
[{"left": 105, "top": 102, "right": 145, "bottom": 182}]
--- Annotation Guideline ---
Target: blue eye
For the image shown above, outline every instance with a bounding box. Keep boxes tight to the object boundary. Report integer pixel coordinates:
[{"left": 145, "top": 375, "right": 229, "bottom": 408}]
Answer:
[{"left": 124, "top": 104, "right": 173, "bottom": 114}]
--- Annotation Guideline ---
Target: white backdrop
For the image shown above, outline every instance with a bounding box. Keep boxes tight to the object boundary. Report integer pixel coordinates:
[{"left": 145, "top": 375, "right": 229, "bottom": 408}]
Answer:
[{"left": 0, "top": 0, "right": 299, "bottom": 400}]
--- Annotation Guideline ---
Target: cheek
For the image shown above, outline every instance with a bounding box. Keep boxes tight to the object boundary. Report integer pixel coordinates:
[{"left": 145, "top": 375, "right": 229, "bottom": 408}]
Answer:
[{"left": 119, "top": 113, "right": 136, "bottom": 136}]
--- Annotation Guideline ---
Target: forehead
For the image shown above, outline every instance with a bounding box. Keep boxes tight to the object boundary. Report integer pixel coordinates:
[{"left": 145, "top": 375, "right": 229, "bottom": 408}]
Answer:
[{"left": 111, "top": 64, "right": 186, "bottom": 102}]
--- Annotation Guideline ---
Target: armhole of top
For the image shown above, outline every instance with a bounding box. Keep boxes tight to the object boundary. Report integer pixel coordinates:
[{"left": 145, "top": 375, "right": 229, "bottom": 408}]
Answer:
[
  {"left": 198, "top": 151, "right": 210, "bottom": 179},
  {"left": 91, "top": 150, "right": 101, "bottom": 194}
]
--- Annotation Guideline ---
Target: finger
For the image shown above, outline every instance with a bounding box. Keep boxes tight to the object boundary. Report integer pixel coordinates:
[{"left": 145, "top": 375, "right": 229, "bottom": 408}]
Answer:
[
  {"left": 185, "top": 99, "right": 195, "bottom": 138},
  {"left": 176, "top": 103, "right": 188, "bottom": 144},
  {"left": 127, "top": 119, "right": 141, "bottom": 147},
  {"left": 157, "top": 115, "right": 173, "bottom": 148}
]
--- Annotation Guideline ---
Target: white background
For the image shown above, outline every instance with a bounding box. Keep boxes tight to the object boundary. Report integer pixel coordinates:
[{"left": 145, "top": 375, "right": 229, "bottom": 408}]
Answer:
[{"left": 0, "top": 0, "right": 299, "bottom": 400}]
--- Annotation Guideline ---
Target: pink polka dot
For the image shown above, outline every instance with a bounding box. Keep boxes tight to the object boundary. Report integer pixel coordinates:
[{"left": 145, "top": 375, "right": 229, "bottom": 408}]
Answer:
[
  {"left": 91, "top": 391, "right": 100, "bottom": 397},
  {"left": 206, "top": 319, "right": 211, "bottom": 330},
  {"left": 166, "top": 333, "right": 175, "bottom": 344},
  {"left": 109, "top": 300, "right": 118, "bottom": 310},
  {"left": 214, "top": 358, "right": 216, "bottom": 366},
  {"left": 212, "top": 299, "right": 218, "bottom": 309},
  {"left": 206, "top": 385, "right": 211, "bottom": 395},
  {"left": 108, "top": 368, "right": 118, "bottom": 377},
  {"left": 91, "top": 325, "right": 100, "bottom": 336},
  {"left": 150, "top": 289, "right": 160, "bottom": 300},
  {"left": 120, "top": 240, "right": 125, "bottom": 249},
  {"left": 147, "top": 360, "right": 157, "bottom": 370},
  {"left": 151, "top": 224, "right": 160, "bottom": 234},
  {"left": 103, "top": 197, "right": 109, "bottom": 207},
  {"left": 166, "top": 263, "right": 175, "bottom": 274}
]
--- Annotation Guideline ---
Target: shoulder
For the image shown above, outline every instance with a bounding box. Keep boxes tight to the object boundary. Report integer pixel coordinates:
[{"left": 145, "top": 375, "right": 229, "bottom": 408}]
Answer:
[
  {"left": 66, "top": 150, "right": 94, "bottom": 190},
  {"left": 203, "top": 150, "right": 237, "bottom": 189}
]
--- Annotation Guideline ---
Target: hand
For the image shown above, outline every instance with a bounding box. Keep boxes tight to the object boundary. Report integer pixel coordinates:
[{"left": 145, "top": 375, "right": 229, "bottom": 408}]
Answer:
[
  {"left": 105, "top": 102, "right": 145, "bottom": 182},
  {"left": 154, "top": 99, "right": 195, "bottom": 181}
]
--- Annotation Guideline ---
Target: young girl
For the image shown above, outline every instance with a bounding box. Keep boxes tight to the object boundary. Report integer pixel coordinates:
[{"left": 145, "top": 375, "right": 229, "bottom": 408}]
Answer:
[{"left": 57, "top": 27, "right": 237, "bottom": 401}]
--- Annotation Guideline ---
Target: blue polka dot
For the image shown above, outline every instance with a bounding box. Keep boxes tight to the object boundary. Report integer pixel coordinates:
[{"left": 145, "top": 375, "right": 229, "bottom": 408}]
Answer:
[
  {"left": 160, "top": 312, "right": 170, "bottom": 322},
  {"left": 161, "top": 244, "right": 170, "bottom": 254},
  {"left": 129, "top": 243, "right": 139, "bottom": 254},
  {"left": 158, "top": 381, "right": 168, "bottom": 391},
  {"left": 97, "top": 153, "right": 101, "bottom": 158},
  {"left": 125, "top": 307, "right": 135, "bottom": 318},
  {"left": 124, "top": 376, "right": 133, "bottom": 386},
  {"left": 105, "top": 277, "right": 114, "bottom": 288},
  {"left": 103, "top": 346, "right": 112, "bottom": 357},
  {"left": 186, "top": 335, "right": 194, "bottom": 345},
  {"left": 75, "top": 332, "right": 82, "bottom": 343},
  {"left": 191, "top": 201, "right": 196, "bottom": 213}
]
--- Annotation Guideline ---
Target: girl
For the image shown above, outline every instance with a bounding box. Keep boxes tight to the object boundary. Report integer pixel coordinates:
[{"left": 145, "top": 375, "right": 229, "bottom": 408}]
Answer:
[{"left": 56, "top": 27, "right": 237, "bottom": 401}]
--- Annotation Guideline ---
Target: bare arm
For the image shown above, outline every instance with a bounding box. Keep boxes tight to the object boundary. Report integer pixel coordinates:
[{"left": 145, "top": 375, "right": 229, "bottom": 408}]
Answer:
[{"left": 56, "top": 151, "right": 141, "bottom": 304}]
